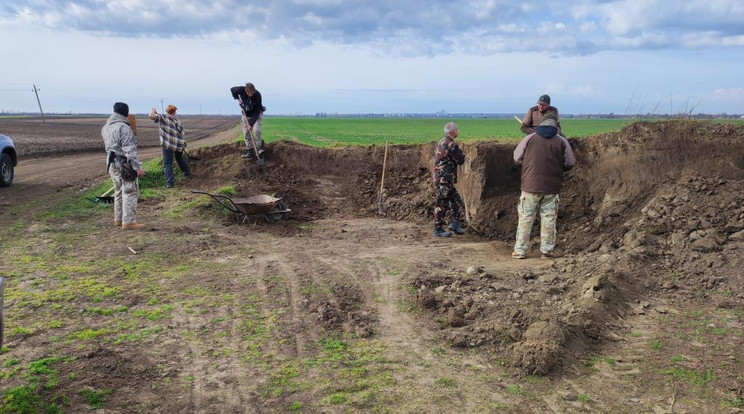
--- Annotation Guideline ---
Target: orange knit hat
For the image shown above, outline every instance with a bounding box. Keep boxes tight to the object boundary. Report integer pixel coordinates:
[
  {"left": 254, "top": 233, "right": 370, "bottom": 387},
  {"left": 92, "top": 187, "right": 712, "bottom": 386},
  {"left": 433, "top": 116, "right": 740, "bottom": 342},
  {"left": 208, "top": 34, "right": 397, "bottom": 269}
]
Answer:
[{"left": 165, "top": 105, "right": 177, "bottom": 115}]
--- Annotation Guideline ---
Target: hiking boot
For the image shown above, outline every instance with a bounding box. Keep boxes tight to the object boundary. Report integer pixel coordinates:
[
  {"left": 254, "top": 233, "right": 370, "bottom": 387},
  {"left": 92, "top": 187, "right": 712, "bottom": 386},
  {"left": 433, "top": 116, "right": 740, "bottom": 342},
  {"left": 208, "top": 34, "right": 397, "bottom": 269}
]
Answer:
[
  {"left": 448, "top": 222, "right": 466, "bottom": 235},
  {"left": 511, "top": 251, "right": 526, "bottom": 259},
  {"left": 122, "top": 222, "right": 145, "bottom": 230},
  {"left": 257, "top": 148, "right": 265, "bottom": 157},
  {"left": 541, "top": 251, "right": 554, "bottom": 259},
  {"left": 241, "top": 151, "right": 255, "bottom": 160},
  {"left": 115, "top": 220, "right": 122, "bottom": 227},
  {"left": 432, "top": 227, "right": 452, "bottom": 238}
]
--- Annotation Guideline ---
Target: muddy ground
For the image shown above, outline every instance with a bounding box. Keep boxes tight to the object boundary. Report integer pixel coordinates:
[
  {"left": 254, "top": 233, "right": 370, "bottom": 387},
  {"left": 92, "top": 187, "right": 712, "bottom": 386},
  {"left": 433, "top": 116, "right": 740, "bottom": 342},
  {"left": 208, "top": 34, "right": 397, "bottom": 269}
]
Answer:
[{"left": 1, "top": 119, "right": 743, "bottom": 413}]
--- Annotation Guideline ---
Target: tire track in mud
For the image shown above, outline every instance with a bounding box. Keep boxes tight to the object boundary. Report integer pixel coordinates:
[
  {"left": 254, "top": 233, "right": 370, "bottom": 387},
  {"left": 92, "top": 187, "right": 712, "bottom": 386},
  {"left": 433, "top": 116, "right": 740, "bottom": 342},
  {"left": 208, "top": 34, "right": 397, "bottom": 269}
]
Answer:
[
  {"left": 184, "top": 250, "right": 298, "bottom": 413},
  {"left": 271, "top": 255, "right": 316, "bottom": 359},
  {"left": 179, "top": 255, "right": 258, "bottom": 413},
  {"left": 178, "top": 244, "right": 290, "bottom": 413}
]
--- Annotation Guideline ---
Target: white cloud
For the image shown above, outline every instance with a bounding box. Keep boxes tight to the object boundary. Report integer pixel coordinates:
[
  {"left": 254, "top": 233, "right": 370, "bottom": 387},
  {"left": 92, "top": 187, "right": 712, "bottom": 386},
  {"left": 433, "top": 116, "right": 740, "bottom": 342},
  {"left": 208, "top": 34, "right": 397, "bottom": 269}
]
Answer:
[
  {"left": 1, "top": 1, "right": 744, "bottom": 115},
  {"left": 710, "top": 88, "right": 744, "bottom": 102}
]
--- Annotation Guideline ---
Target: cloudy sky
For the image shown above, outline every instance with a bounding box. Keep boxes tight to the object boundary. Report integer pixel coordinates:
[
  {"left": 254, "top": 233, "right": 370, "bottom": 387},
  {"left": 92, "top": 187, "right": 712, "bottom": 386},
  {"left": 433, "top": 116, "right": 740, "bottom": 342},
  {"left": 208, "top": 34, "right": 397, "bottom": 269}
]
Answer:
[{"left": 1, "top": 0, "right": 743, "bottom": 115}]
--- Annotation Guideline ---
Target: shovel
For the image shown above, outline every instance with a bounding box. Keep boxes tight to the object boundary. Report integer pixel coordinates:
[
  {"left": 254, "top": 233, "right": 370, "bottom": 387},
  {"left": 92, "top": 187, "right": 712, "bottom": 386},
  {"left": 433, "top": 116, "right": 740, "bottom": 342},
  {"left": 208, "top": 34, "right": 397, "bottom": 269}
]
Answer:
[
  {"left": 458, "top": 165, "right": 484, "bottom": 236},
  {"left": 96, "top": 185, "right": 115, "bottom": 204},
  {"left": 247, "top": 127, "right": 265, "bottom": 167},
  {"left": 377, "top": 140, "right": 389, "bottom": 215}
]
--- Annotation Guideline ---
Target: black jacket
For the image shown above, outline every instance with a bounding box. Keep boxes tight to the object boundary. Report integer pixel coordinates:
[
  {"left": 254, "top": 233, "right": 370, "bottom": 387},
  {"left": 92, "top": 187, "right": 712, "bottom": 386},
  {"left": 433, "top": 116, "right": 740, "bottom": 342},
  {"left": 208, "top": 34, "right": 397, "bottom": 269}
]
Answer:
[{"left": 230, "top": 86, "right": 266, "bottom": 126}]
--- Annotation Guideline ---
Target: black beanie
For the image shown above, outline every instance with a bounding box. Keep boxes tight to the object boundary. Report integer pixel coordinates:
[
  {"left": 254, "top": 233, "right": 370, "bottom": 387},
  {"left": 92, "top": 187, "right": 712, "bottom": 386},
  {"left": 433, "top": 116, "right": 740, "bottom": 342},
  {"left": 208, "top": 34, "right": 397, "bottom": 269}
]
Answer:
[{"left": 113, "top": 102, "right": 129, "bottom": 117}]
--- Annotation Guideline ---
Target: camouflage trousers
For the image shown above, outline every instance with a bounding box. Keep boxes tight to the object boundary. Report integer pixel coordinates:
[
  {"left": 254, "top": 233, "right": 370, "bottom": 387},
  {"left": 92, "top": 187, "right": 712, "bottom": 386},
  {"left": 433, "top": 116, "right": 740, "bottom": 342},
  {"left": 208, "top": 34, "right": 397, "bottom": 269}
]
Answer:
[
  {"left": 433, "top": 182, "right": 463, "bottom": 229},
  {"left": 514, "top": 191, "right": 559, "bottom": 255},
  {"left": 109, "top": 164, "right": 140, "bottom": 225},
  {"left": 241, "top": 113, "right": 263, "bottom": 151}
]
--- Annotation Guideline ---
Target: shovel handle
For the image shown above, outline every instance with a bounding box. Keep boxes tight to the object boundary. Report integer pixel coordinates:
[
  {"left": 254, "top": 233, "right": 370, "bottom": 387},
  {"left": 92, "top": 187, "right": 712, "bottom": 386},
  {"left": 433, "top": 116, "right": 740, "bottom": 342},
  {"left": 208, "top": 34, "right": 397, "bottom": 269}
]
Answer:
[{"left": 100, "top": 185, "right": 115, "bottom": 197}]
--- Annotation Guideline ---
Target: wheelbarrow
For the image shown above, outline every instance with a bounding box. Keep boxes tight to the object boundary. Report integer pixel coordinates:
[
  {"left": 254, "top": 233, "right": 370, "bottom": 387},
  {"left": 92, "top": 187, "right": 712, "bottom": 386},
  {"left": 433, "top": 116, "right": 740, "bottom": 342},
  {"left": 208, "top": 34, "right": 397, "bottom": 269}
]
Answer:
[{"left": 191, "top": 190, "right": 291, "bottom": 223}]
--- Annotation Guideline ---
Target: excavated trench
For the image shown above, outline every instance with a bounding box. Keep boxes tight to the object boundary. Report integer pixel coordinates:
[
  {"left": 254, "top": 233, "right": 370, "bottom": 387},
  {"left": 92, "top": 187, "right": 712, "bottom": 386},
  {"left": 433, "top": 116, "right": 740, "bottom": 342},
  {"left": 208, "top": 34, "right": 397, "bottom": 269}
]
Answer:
[
  {"left": 191, "top": 120, "right": 744, "bottom": 247},
  {"left": 189, "top": 120, "right": 744, "bottom": 374}
]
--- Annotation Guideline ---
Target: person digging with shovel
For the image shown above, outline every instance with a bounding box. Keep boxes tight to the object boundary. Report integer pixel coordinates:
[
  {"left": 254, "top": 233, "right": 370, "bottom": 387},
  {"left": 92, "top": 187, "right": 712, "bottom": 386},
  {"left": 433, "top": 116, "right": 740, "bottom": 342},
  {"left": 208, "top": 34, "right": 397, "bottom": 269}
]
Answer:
[
  {"left": 432, "top": 122, "right": 466, "bottom": 238},
  {"left": 231, "top": 83, "right": 266, "bottom": 166}
]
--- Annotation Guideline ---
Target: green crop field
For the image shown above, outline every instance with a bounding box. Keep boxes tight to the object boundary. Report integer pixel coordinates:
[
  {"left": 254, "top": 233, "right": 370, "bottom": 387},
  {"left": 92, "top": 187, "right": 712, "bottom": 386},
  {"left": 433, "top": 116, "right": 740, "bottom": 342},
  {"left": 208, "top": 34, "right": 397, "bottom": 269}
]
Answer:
[
  {"left": 262, "top": 117, "right": 634, "bottom": 147},
  {"left": 262, "top": 117, "right": 744, "bottom": 147}
]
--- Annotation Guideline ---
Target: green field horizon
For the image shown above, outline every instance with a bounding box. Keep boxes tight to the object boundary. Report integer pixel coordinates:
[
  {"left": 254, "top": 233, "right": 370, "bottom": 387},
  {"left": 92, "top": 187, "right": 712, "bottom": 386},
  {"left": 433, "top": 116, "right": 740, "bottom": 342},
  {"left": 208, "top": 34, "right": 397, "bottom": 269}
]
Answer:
[{"left": 261, "top": 117, "right": 744, "bottom": 147}]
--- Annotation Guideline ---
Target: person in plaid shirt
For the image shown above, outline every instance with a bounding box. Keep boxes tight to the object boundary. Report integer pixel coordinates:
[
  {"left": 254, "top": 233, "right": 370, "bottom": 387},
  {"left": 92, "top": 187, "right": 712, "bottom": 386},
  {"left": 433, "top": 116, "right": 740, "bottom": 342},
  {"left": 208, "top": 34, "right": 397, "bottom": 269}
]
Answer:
[{"left": 149, "top": 105, "right": 191, "bottom": 188}]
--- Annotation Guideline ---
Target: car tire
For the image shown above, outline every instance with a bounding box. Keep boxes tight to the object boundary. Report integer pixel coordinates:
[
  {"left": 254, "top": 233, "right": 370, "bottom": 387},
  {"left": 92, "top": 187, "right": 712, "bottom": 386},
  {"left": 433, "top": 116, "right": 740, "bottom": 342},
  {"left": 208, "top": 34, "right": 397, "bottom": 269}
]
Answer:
[{"left": 0, "top": 153, "right": 13, "bottom": 187}]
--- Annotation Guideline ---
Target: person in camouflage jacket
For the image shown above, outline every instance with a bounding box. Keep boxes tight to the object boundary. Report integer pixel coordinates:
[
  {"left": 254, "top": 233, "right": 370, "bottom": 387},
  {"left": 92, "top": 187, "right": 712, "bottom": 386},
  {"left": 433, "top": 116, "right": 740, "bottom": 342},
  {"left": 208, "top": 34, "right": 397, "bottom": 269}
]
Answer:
[
  {"left": 102, "top": 102, "right": 145, "bottom": 230},
  {"left": 432, "top": 122, "right": 466, "bottom": 237}
]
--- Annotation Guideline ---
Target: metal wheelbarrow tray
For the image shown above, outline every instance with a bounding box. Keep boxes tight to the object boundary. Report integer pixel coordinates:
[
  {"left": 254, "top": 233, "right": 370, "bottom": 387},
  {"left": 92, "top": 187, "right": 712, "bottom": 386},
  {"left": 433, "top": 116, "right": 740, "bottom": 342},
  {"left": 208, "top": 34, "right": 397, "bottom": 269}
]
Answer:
[{"left": 192, "top": 190, "right": 291, "bottom": 223}]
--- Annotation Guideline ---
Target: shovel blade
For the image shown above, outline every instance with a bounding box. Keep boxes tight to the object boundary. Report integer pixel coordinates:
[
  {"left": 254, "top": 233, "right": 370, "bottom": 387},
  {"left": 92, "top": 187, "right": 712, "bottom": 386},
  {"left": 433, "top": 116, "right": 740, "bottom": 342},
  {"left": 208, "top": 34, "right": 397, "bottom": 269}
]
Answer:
[{"left": 96, "top": 196, "right": 114, "bottom": 204}]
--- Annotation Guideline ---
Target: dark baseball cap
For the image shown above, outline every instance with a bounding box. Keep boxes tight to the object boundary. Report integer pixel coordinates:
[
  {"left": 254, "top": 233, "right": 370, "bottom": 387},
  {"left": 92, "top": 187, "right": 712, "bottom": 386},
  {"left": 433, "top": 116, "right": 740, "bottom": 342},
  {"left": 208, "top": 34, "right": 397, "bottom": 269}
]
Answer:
[{"left": 537, "top": 94, "right": 551, "bottom": 105}]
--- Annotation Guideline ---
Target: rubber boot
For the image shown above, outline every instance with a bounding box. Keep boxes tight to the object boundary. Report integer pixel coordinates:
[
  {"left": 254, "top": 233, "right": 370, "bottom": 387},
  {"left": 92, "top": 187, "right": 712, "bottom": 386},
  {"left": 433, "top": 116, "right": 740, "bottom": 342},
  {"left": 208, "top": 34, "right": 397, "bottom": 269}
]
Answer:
[
  {"left": 241, "top": 149, "right": 255, "bottom": 160},
  {"left": 433, "top": 227, "right": 452, "bottom": 238}
]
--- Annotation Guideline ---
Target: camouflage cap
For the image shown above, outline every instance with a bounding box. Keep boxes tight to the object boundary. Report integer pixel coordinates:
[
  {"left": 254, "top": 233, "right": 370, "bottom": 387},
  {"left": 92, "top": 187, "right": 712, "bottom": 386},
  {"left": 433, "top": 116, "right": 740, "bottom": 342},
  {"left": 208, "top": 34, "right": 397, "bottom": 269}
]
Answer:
[{"left": 539, "top": 113, "right": 557, "bottom": 127}]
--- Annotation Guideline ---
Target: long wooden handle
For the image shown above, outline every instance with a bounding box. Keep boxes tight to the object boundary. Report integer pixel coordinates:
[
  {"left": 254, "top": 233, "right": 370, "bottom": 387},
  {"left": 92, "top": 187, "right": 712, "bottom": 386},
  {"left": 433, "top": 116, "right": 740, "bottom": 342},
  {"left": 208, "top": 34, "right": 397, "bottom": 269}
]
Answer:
[
  {"left": 379, "top": 140, "right": 389, "bottom": 196},
  {"left": 100, "top": 185, "right": 115, "bottom": 197},
  {"left": 513, "top": 115, "right": 523, "bottom": 124}
]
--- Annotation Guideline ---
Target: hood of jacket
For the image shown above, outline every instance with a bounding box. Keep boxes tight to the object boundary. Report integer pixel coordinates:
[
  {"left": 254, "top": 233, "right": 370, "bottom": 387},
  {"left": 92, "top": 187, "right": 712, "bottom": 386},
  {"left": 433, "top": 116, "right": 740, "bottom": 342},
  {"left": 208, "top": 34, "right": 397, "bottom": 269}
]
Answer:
[
  {"left": 105, "top": 112, "right": 130, "bottom": 126},
  {"left": 535, "top": 125, "right": 558, "bottom": 139}
]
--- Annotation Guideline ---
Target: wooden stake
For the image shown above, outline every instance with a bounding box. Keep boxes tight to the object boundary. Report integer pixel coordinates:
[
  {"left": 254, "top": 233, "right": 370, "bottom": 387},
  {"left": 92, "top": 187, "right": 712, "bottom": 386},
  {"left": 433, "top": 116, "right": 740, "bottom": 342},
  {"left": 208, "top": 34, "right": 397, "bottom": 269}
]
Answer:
[{"left": 378, "top": 140, "right": 389, "bottom": 215}]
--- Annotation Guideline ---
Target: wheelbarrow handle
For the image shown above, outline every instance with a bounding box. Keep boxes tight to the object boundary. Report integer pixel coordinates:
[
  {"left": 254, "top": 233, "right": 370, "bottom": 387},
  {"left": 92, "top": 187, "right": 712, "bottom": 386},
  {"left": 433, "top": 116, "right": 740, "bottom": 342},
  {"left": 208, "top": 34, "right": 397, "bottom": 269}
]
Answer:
[{"left": 191, "top": 190, "right": 242, "bottom": 214}]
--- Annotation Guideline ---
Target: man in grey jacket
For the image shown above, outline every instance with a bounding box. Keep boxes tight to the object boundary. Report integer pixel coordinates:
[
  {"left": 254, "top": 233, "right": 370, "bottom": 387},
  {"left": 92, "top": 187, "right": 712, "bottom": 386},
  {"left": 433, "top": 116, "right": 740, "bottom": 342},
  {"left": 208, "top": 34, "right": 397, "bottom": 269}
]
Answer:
[
  {"left": 512, "top": 113, "right": 575, "bottom": 259},
  {"left": 102, "top": 102, "right": 146, "bottom": 230}
]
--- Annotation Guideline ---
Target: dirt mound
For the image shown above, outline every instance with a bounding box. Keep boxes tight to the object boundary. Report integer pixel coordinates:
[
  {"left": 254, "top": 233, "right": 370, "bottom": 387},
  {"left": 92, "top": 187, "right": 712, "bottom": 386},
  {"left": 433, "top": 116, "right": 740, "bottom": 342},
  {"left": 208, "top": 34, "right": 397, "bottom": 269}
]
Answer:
[{"left": 187, "top": 120, "right": 744, "bottom": 375}]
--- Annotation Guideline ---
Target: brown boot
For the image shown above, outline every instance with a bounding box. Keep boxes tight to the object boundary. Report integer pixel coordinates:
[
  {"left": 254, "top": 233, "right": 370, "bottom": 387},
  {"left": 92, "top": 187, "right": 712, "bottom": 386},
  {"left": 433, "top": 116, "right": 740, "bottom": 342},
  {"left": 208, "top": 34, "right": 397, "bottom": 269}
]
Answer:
[
  {"left": 122, "top": 222, "right": 145, "bottom": 230},
  {"left": 115, "top": 220, "right": 122, "bottom": 227}
]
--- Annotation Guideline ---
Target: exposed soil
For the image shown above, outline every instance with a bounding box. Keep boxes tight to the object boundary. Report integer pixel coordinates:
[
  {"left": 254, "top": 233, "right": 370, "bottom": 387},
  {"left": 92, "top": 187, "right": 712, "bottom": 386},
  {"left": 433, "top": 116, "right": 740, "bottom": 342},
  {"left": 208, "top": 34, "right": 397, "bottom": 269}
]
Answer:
[
  {"left": 1, "top": 119, "right": 743, "bottom": 413},
  {"left": 0, "top": 115, "right": 237, "bottom": 159}
]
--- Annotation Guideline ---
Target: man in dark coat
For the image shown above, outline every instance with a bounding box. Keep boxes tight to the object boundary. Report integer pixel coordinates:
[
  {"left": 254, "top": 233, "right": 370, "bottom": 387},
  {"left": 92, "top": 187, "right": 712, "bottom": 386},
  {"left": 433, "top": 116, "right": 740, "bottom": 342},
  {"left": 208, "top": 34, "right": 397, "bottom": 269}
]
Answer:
[{"left": 512, "top": 113, "right": 575, "bottom": 258}]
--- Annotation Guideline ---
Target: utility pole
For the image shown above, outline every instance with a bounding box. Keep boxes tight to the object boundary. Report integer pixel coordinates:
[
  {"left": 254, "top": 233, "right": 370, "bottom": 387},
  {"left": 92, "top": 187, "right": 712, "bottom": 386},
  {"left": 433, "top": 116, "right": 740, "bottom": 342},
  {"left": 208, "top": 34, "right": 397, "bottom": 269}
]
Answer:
[
  {"left": 160, "top": 98, "right": 165, "bottom": 114},
  {"left": 32, "top": 84, "right": 46, "bottom": 125}
]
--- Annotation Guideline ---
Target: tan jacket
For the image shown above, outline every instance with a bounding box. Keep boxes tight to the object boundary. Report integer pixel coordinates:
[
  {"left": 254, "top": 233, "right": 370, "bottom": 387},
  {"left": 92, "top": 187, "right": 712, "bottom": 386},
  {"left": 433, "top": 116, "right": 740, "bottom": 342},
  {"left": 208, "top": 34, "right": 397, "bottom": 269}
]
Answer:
[{"left": 520, "top": 105, "right": 562, "bottom": 135}]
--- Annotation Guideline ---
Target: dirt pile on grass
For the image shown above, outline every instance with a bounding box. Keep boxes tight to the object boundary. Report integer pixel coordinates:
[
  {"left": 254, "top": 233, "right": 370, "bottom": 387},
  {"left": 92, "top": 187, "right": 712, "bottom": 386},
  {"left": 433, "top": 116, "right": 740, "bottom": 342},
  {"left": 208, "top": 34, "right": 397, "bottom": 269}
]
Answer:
[{"left": 188, "top": 120, "right": 744, "bottom": 375}]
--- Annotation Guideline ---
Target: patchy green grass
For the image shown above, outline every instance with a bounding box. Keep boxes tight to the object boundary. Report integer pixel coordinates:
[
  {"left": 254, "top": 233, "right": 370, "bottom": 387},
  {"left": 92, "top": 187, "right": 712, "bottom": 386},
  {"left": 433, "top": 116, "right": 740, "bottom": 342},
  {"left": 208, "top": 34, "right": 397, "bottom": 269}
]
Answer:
[
  {"left": 0, "top": 356, "right": 75, "bottom": 413},
  {"left": 578, "top": 393, "right": 592, "bottom": 403},
  {"left": 664, "top": 366, "right": 714, "bottom": 385},
  {"left": 80, "top": 387, "right": 113, "bottom": 409}
]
